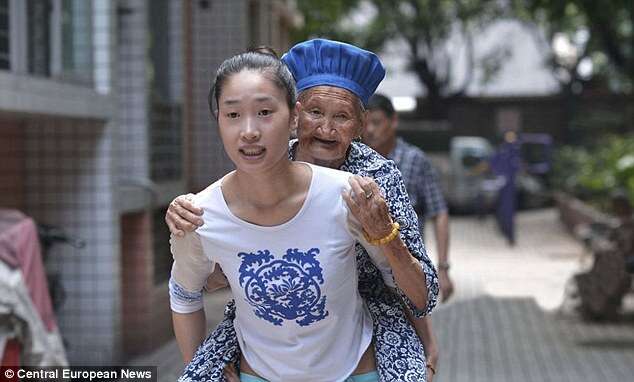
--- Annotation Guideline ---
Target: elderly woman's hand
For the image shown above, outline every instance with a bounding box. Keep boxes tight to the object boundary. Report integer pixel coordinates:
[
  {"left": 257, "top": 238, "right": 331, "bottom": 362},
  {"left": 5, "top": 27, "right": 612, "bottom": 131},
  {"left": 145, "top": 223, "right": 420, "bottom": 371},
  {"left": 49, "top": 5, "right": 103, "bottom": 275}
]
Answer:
[
  {"left": 342, "top": 176, "right": 394, "bottom": 240},
  {"left": 165, "top": 194, "right": 204, "bottom": 237}
]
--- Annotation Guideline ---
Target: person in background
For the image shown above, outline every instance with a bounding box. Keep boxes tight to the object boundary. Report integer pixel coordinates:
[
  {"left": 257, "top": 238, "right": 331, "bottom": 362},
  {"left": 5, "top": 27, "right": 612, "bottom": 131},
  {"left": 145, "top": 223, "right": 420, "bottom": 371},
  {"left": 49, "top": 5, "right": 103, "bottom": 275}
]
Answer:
[
  {"left": 489, "top": 130, "right": 521, "bottom": 246},
  {"left": 364, "top": 93, "right": 454, "bottom": 302}
]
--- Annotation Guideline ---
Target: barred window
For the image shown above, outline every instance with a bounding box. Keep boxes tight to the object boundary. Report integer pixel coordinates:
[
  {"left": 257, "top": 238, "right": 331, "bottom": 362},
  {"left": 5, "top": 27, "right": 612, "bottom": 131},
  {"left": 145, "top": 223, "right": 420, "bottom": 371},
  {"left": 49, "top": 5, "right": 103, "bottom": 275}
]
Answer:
[
  {"left": 61, "top": 0, "right": 93, "bottom": 84},
  {"left": 27, "top": 0, "right": 52, "bottom": 76},
  {"left": 0, "top": 0, "right": 9, "bottom": 70}
]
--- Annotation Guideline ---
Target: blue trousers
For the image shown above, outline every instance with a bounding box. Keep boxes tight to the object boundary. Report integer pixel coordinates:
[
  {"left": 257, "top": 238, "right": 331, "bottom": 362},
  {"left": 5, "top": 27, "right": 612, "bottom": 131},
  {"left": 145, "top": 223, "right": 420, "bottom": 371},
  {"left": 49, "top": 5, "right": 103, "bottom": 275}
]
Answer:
[{"left": 240, "top": 371, "right": 379, "bottom": 382}]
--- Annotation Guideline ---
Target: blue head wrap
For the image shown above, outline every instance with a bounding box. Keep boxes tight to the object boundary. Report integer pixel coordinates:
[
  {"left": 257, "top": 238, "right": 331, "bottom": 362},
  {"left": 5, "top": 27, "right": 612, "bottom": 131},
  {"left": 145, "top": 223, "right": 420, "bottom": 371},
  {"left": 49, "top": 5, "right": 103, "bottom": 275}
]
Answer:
[{"left": 281, "top": 39, "right": 385, "bottom": 106}]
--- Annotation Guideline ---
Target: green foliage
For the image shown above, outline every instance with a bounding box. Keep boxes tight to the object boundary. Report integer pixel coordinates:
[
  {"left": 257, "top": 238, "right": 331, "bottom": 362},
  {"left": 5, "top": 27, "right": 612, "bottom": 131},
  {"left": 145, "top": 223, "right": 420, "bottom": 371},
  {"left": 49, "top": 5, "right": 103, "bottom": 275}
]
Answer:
[
  {"left": 291, "top": 0, "right": 362, "bottom": 43},
  {"left": 568, "top": 108, "right": 630, "bottom": 145},
  {"left": 512, "top": 0, "right": 633, "bottom": 92},
  {"left": 553, "top": 134, "right": 634, "bottom": 210},
  {"left": 291, "top": 0, "right": 508, "bottom": 117}
]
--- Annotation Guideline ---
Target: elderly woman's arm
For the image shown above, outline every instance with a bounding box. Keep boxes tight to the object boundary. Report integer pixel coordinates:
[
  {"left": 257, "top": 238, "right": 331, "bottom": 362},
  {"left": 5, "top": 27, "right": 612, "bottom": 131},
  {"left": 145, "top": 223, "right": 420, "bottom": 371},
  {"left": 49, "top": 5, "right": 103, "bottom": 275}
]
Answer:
[
  {"left": 343, "top": 174, "right": 439, "bottom": 317},
  {"left": 165, "top": 194, "right": 204, "bottom": 237}
]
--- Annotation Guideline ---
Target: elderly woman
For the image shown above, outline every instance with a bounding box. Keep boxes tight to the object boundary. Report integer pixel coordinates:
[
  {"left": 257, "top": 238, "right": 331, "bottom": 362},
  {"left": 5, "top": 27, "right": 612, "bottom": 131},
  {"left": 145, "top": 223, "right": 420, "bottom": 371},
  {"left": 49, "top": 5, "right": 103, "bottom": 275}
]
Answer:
[{"left": 168, "top": 39, "right": 439, "bottom": 382}]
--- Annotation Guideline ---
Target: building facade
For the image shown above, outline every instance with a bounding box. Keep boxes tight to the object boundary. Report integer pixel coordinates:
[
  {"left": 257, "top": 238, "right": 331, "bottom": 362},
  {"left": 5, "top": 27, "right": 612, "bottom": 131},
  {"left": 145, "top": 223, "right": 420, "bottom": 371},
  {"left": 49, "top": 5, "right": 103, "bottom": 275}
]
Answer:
[{"left": 0, "top": 0, "right": 299, "bottom": 365}]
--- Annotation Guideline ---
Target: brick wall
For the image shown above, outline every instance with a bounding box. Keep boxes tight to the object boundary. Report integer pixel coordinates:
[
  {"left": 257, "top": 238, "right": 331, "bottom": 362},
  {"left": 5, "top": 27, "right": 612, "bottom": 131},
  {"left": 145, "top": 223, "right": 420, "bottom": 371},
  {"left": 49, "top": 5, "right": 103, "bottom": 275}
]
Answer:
[
  {"left": 121, "top": 211, "right": 153, "bottom": 356},
  {"left": 0, "top": 117, "right": 25, "bottom": 209}
]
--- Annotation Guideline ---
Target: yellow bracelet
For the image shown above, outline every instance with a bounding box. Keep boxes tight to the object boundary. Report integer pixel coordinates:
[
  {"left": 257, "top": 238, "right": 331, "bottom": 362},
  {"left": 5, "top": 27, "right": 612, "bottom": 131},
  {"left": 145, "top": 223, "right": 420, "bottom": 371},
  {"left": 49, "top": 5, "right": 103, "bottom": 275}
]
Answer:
[{"left": 364, "top": 222, "right": 400, "bottom": 246}]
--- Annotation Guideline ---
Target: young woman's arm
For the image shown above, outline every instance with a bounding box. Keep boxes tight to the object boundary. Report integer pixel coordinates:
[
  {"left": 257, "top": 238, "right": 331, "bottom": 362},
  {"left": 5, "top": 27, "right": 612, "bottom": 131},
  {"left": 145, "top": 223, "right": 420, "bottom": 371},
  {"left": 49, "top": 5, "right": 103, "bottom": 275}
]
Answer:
[
  {"left": 169, "top": 232, "right": 214, "bottom": 363},
  {"left": 172, "top": 310, "right": 207, "bottom": 363}
]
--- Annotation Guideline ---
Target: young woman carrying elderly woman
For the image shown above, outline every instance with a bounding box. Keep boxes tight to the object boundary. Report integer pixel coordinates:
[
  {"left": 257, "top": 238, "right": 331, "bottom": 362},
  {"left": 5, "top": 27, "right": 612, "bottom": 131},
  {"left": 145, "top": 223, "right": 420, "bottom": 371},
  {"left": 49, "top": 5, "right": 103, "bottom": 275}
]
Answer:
[{"left": 169, "top": 40, "right": 439, "bottom": 382}]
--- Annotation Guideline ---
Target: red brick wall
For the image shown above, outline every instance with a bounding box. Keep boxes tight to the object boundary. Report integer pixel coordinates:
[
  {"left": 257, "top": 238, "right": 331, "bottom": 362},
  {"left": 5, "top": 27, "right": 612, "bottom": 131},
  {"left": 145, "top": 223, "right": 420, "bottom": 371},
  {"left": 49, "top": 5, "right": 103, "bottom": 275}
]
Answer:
[
  {"left": 0, "top": 118, "right": 25, "bottom": 209},
  {"left": 121, "top": 212, "right": 153, "bottom": 356},
  {"left": 120, "top": 211, "right": 174, "bottom": 356}
]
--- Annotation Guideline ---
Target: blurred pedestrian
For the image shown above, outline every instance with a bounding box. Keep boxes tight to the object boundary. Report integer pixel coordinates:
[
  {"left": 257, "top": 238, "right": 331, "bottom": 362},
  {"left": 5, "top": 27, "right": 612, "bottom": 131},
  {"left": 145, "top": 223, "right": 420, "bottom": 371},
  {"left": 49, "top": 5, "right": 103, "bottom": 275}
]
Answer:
[
  {"left": 489, "top": 131, "right": 521, "bottom": 246},
  {"left": 364, "top": 93, "right": 454, "bottom": 302}
]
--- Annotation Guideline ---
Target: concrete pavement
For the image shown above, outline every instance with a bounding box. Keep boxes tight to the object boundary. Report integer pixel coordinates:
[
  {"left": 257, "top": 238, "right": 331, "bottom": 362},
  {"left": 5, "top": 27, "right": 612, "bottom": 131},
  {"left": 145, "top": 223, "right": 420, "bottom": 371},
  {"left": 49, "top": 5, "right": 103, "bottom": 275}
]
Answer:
[{"left": 430, "top": 208, "right": 634, "bottom": 382}]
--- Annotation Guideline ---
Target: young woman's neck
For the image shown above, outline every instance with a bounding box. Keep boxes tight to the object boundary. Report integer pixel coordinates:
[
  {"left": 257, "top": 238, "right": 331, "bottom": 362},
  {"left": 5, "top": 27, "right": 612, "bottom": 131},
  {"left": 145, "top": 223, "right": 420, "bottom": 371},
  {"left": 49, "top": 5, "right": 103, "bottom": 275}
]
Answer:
[{"left": 231, "top": 159, "right": 304, "bottom": 208}]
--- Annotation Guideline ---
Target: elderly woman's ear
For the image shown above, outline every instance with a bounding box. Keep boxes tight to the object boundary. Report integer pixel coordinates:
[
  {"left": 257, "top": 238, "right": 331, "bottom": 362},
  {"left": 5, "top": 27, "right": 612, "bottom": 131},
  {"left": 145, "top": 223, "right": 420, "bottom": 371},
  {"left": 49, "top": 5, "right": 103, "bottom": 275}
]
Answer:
[
  {"left": 354, "top": 108, "right": 368, "bottom": 140},
  {"left": 291, "top": 101, "right": 301, "bottom": 131}
]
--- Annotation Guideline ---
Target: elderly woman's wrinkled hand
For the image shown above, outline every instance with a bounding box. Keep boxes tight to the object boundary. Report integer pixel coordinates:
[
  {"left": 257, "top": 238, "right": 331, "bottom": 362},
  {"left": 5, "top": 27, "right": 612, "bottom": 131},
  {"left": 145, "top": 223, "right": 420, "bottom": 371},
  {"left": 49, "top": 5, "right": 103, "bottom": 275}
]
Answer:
[
  {"left": 165, "top": 193, "right": 204, "bottom": 237},
  {"left": 343, "top": 175, "right": 394, "bottom": 241}
]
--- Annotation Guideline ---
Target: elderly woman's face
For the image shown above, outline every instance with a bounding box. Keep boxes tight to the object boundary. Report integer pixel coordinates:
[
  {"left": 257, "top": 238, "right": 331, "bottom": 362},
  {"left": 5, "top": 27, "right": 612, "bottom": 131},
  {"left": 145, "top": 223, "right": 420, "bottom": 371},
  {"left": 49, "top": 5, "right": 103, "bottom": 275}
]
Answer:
[{"left": 296, "top": 86, "right": 364, "bottom": 166}]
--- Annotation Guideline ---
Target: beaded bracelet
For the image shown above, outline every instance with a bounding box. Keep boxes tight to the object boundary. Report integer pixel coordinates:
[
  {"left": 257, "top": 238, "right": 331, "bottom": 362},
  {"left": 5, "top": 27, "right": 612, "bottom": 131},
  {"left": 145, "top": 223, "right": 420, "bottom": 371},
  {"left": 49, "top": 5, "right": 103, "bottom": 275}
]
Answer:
[{"left": 363, "top": 222, "right": 400, "bottom": 246}]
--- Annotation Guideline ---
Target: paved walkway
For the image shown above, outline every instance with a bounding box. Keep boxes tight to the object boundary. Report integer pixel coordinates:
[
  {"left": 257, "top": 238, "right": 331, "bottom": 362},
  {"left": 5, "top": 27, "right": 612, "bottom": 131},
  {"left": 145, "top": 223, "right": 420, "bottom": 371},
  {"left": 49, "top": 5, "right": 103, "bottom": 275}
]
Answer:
[
  {"left": 431, "top": 208, "right": 634, "bottom": 382},
  {"left": 131, "top": 208, "right": 634, "bottom": 381}
]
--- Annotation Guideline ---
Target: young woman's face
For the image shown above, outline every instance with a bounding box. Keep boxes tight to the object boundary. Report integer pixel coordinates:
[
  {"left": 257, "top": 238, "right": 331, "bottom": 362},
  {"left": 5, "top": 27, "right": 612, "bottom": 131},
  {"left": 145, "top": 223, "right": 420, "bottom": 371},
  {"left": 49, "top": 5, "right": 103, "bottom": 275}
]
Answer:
[{"left": 217, "top": 70, "right": 294, "bottom": 173}]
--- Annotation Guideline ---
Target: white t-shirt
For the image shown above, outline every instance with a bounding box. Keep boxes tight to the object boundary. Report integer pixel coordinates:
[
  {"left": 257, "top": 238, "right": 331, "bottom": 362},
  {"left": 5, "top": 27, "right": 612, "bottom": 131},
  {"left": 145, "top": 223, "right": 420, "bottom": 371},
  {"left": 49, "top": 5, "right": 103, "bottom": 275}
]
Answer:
[{"left": 170, "top": 163, "right": 393, "bottom": 382}]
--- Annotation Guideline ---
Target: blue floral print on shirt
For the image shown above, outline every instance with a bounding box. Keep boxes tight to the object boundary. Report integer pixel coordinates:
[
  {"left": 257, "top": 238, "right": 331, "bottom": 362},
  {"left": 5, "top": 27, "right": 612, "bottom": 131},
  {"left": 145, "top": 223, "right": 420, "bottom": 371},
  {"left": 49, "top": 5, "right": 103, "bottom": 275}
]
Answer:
[{"left": 238, "top": 248, "right": 328, "bottom": 326}]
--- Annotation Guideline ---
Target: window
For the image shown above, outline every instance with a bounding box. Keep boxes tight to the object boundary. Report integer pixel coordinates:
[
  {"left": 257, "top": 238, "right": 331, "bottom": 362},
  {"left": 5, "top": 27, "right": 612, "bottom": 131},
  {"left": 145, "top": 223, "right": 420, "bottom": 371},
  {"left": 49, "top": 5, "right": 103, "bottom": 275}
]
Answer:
[
  {"left": 4, "top": 0, "right": 94, "bottom": 82},
  {"left": 0, "top": 0, "right": 9, "bottom": 70},
  {"left": 150, "top": 102, "right": 182, "bottom": 181},
  {"left": 249, "top": 0, "right": 261, "bottom": 47},
  {"left": 27, "top": 0, "right": 52, "bottom": 76},
  {"left": 60, "top": 0, "right": 93, "bottom": 83},
  {"left": 148, "top": 0, "right": 170, "bottom": 103},
  {"left": 148, "top": 0, "right": 182, "bottom": 182}
]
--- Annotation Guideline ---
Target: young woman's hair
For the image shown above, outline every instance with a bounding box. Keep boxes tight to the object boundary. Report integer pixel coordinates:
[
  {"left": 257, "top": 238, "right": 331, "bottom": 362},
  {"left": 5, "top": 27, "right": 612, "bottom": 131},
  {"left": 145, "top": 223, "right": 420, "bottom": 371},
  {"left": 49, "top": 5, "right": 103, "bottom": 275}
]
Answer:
[
  {"left": 209, "top": 50, "right": 296, "bottom": 116},
  {"left": 247, "top": 45, "right": 279, "bottom": 58}
]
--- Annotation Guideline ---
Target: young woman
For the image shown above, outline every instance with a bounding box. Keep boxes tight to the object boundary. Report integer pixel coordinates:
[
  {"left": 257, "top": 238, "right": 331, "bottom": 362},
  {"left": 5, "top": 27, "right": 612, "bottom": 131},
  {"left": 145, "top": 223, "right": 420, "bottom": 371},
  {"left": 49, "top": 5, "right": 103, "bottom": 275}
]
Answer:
[{"left": 169, "top": 51, "right": 399, "bottom": 381}]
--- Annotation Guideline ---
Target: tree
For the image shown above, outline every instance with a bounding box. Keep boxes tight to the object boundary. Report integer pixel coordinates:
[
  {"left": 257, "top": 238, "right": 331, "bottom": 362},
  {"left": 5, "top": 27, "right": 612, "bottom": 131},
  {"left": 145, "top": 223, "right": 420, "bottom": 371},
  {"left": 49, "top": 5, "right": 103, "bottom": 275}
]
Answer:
[
  {"left": 513, "top": 0, "right": 633, "bottom": 94},
  {"left": 575, "top": 0, "right": 632, "bottom": 85},
  {"left": 512, "top": 0, "right": 633, "bottom": 142},
  {"left": 291, "top": 0, "right": 361, "bottom": 43},
  {"left": 292, "top": 0, "right": 509, "bottom": 119}
]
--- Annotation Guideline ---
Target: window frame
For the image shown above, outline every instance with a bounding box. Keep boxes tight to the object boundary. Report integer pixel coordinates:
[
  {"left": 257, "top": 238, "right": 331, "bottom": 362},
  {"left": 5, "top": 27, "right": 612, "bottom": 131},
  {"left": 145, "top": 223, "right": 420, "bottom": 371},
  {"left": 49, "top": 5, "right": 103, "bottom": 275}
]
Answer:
[{"left": 6, "top": 0, "right": 91, "bottom": 82}]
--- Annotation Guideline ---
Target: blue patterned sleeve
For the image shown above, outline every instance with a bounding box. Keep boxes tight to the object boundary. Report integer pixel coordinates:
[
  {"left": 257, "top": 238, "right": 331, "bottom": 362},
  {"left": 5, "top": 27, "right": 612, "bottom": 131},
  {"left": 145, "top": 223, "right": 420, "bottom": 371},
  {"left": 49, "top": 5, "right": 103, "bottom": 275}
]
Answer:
[
  {"left": 374, "top": 169, "right": 439, "bottom": 317},
  {"left": 169, "top": 277, "right": 204, "bottom": 313}
]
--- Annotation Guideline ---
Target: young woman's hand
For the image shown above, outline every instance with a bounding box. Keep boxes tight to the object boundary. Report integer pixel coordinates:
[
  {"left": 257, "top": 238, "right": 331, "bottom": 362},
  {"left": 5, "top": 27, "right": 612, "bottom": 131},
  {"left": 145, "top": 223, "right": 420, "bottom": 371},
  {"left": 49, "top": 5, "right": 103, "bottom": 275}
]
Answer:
[{"left": 165, "top": 194, "right": 204, "bottom": 237}]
